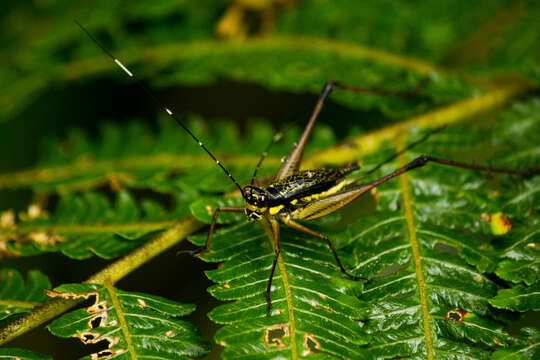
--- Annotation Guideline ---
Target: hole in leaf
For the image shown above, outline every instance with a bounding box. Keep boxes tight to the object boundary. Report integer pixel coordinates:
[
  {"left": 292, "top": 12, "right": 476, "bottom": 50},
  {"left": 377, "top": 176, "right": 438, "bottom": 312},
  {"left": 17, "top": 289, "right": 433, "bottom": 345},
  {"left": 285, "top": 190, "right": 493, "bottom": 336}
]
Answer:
[
  {"left": 82, "top": 333, "right": 96, "bottom": 342},
  {"left": 264, "top": 323, "right": 290, "bottom": 347},
  {"left": 446, "top": 309, "right": 467, "bottom": 322},
  {"left": 302, "top": 333, "right": 321, "bottom": 356},
  {"left": 374, "top": 261, "right": 410, "bottom": 279},
  {"left": 90, "top": 316, "right": 102, "bottom": 329},
  {"left": 95, "top": 350, "right": 113, "bottom": 359}
]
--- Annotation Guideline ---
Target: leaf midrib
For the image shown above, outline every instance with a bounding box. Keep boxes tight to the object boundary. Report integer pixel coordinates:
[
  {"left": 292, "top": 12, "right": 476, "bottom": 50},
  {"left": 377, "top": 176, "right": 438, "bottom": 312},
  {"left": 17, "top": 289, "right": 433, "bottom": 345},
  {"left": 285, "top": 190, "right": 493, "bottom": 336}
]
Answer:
[
  {"left": 397, "top": 133, "right": 434, "bottom": 360},
  {"left": 262, "top": 219, "right": 297, "bottom": 359},
  {"left": 105, "top": 282, "right": 137, "bottom": 359}
]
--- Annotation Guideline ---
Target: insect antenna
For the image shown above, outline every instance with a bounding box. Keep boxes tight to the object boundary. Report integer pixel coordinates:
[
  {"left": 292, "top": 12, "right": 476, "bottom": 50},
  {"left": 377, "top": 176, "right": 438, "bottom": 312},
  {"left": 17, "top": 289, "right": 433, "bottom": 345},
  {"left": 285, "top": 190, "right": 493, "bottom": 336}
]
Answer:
[
  {"left": 249, "top": 108, "right": 314, "bottom": 185},
  {"left": 75, "top": 20, "right": 245, "bottom": 195}
]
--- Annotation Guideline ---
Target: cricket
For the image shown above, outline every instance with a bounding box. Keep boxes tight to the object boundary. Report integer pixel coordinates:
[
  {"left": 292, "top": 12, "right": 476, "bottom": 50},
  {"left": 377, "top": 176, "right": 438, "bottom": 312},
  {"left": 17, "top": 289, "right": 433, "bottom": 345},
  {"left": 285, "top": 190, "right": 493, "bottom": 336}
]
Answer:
[{"left": 76, "top": 20, "right": 539, "bottom": 318}]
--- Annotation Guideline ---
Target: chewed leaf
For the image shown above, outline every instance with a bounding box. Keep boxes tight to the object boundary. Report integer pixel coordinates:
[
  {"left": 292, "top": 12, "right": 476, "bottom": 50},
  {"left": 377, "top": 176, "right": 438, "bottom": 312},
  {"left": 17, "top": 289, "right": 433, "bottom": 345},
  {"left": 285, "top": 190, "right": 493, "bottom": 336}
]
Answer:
[
  {"left": 46, "top": 283, "right": 209, "bottom": 360},
  {"left": 197, "top": 221, "right": 371, "bottom": 359},
  {"left": 193, "top": 96, "right": 539, "bottom": 359},
  {"left": 0, "top": 348, "right": 52, "bottom": 359},
  {"left": 0, "top": 268, "right": 51, "bottom": 322},
  {"left": 343, "top": 97, "right": 540, "bottom": 358}
]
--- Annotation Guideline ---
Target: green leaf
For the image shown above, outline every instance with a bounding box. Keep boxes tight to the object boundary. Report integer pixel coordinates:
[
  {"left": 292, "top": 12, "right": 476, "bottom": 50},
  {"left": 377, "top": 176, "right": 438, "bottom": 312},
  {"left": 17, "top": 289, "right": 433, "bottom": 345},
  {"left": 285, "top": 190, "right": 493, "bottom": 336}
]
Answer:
[
  {"left": 490, "top": 281, "right": 540, "bottom": 312},
  {"left": 0, "top": 268, "right": 51, "bottom": 321},
  {"left": 46, "top": 283, "right": 210, "bottom": 359},
  {"left": 188, "top": 96, "right": 539, "bottom": 359},
  {"left": 191, "top": 222, "right": 370, "bottom": 359},
  {"left": 0, "top": 191, "right": 183, "bottom": 259},
  {"left": 492, "top": 327, "right": 540, "bottom": 360},
  {"left": 0, "top": 348, "right": 52, "bottom": 360},
  {"left": 1, "top": 9, "right": 481, "bottom": 123},
  {"left": 344, "top": 98, "right": 538, "bottom": 358},
  {"left": 2, "top": 2, "right": 539, "bottom": 358},
  {"left": 0, "top": 119, "right": 289, "bottom": 194}
]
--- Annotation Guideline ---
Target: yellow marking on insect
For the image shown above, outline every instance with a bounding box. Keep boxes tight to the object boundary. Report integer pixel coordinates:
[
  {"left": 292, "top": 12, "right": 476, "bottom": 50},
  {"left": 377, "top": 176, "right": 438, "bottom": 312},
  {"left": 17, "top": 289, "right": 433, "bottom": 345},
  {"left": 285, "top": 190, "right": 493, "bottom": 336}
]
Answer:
[
  {"left": 301, "top": 180, "right": 347, "bottom": 202},
  {"left": 290, "top": 199, "right": 298, "bottom": 205},
  {"left": 246, "top": 204, "right": 267, "bottom": 213},
  {"left": 269, "top": 205, "right": 284, "bottom": 215}
]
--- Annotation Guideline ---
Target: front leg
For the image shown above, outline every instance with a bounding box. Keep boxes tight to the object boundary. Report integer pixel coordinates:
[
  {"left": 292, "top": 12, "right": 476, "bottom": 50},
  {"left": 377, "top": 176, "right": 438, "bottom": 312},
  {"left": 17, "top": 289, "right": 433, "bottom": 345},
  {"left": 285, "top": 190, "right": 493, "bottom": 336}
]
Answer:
[{"left": 179, "top": 206, "right": 244, "bottom": 256}]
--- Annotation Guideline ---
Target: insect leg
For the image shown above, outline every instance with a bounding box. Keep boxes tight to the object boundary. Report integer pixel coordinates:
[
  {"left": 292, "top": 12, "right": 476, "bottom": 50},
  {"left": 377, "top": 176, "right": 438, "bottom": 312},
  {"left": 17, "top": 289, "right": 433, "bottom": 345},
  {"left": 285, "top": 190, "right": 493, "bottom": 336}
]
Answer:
[
  {"left": 178, "top": 206, "right": 244, "bottom": 256},
  {"left": 276, "top": 82, "right": 335, "bottom": 179},
  {"left": 281, "top": 217, "right": 364, "bottom": 281},
  {"left": 416, "top": 156, "right": 539, "bottom": 177},
  {"left": 286, "top": 154, "right": 538, "bottom": 222},
  {"left": 203, "top": 206, "right": 244, "bottom": 250},
  {"left": 266, "top": 217, "right": 281, "bottom": 316},
  {"left": 276, "top": 81, "right": 424, "bottom": 180},
  {"left": 357, "top": 154, "right": 539, "bottom": 201}
]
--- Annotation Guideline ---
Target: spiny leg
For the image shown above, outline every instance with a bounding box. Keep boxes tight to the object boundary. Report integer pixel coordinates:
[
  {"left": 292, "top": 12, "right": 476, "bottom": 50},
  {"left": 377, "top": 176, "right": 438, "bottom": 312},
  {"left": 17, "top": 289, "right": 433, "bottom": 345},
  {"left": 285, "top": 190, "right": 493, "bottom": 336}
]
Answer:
[
  {"left": 358, "top": 154, "right": 539, "bottom": 196},
  {"left": 281, "top": 218, "right": 364, "bottom": 281},
  {"left": 266, "top": 217, "right": 281, "bottom": 316},
  {"left": 179, "top": 206, "right": 244, "bottom": 256},
  {"left": 416, "top": 156, "right": 539, "bottom": 177},
  {"left": 284, "top": 155, "right": 538, "bottom": 224}
]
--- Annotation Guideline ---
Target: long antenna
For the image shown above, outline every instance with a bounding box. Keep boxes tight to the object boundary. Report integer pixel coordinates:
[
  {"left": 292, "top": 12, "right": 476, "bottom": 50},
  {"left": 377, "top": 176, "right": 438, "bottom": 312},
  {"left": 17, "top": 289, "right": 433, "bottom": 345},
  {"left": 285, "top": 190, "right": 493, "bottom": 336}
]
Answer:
[
  {"left": 75, "top": 20, "right": 245, "bottom": 195},
  {"left": 249, "top": 108, "right": 310, "bottom": 185}
]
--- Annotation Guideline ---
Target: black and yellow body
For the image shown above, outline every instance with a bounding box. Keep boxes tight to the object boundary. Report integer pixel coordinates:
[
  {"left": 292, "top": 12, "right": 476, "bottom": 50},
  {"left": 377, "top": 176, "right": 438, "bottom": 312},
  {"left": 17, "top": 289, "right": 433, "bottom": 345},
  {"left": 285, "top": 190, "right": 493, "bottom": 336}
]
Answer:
[{"left": 243, "top": 165, "right": 359, "bottom": 221}]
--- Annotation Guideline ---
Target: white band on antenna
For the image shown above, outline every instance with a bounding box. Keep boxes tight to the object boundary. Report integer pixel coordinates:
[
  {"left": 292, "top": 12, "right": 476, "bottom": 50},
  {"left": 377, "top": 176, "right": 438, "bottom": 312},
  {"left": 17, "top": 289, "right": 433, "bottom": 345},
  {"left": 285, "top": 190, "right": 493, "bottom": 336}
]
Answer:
[{"left": 114, "top": 59, "right": 133, "bottom": 77}]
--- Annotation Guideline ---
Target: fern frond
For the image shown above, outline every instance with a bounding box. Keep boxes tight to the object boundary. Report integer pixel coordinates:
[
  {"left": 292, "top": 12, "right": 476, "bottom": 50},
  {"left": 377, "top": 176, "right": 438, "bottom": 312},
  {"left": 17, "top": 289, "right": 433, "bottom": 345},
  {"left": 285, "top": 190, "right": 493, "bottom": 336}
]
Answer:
[
  {"left": 0, "top": 269, "right": 51, "bottom": 322},
  {"left": 345, "top": 97, "right": 539, "bottom": 358},
  {"left": 189, "top": 96, "right": 539, "bottom": 358},
  {"left": 189, "top": 221, "right": 370, "bottom": 359},
  {"left": 0, "top": 191, "right": 186, "bottom": 259},
  {"left": 46, "top": 283, "right": 210, "bottom": 359}
]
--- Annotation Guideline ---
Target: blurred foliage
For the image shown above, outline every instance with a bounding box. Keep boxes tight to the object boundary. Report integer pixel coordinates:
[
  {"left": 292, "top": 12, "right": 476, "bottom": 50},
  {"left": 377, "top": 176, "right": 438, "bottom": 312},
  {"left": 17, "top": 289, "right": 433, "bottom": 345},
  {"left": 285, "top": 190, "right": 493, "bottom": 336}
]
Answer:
[{"left": 0, "top": 0, "right": 539, "bottom": 359}]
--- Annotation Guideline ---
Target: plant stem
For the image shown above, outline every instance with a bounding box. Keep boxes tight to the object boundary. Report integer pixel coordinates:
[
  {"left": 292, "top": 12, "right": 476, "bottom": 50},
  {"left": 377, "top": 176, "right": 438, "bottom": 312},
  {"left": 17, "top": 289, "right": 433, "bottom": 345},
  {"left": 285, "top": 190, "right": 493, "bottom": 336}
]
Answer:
[{"left": 0, "top": 216, "right": 204, "bottom": 346}]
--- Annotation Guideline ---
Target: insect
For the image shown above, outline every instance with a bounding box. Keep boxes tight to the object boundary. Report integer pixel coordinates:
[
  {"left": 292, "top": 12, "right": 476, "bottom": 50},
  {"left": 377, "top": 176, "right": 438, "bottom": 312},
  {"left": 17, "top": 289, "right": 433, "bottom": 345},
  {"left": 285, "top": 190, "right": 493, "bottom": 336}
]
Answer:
[{"left": 76, "top": 21, "right": 539, "bottom": 317}]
